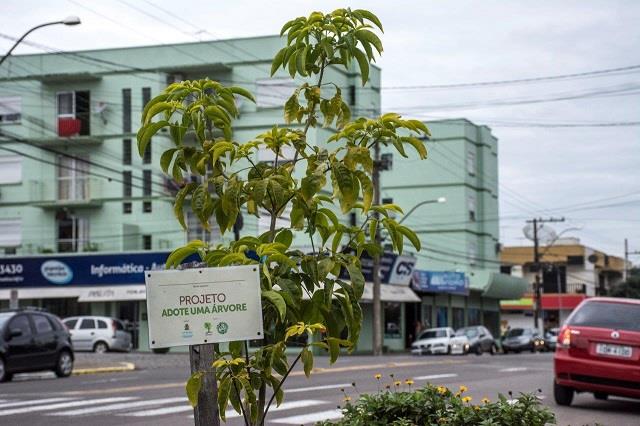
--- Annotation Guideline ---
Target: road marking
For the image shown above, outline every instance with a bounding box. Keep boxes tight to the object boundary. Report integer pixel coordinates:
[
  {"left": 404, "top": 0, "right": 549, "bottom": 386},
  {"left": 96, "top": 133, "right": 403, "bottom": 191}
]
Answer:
[
  {"left": 290, "top": 359, "right": 467, "bottom": 377},
  {"left": 499, "top": 367, "right": 528, "bottom": 372},
  {"left": 0, "top": 398, "right": 76, "bottom": 409},
  {"left": 272, "top": 409, "right": 343, "bottom": 424},
  {"left": 287, "top": 383, "right": 352, "bottom": 393},
  {"left": 124, "top": 399, "right": 327, "bottom": 418},
  {"left": 0, "top": 397, "right": 135, "bottom": 416},
  {"left": 413, "top": 373, "right": 458, "bottom": 381},
  {"left": 49, "top": 397, "right": 187, "bottom": 416}
]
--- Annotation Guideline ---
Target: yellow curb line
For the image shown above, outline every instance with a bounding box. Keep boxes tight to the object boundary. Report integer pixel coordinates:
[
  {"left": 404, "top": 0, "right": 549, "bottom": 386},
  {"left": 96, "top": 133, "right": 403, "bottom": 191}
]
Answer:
[{"left": 72, "top": 362, "right": 136, "bottom": 376}]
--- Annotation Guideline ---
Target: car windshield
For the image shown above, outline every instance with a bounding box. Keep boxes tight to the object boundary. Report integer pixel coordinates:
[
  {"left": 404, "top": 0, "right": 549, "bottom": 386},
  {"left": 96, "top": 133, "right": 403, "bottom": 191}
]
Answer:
[
  {"left": 455, "top": 328, "right": 478, "bottom": 337},
  {"left": 568, "top": 301, "right": 640, "bottom": 331},
  {"left": 419, "top": 329, "right": 446, "bottom": 339},
  {"left": 505, "top": 328, "right": 527, "bottom": 338},
  {"left": 0, "top": 312, "right": 14, "bottom": 329}
]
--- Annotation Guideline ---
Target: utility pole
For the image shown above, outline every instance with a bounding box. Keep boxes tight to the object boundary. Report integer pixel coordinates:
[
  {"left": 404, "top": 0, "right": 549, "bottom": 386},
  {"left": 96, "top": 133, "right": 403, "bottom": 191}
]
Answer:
[
  {"left": 527, "top": 217, "right": 565, "bottom": 332},
  {"left": 371, "top": 141, "right": 382, "bottom": 356},
  {"left": 624, "top": 238, "right": 640, "bottom": 282}
]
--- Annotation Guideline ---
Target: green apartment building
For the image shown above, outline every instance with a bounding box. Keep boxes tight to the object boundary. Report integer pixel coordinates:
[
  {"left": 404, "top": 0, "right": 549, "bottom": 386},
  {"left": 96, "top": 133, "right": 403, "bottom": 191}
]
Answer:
[{"left": 0, "top": 36, "right": 524, "bottom": 352}]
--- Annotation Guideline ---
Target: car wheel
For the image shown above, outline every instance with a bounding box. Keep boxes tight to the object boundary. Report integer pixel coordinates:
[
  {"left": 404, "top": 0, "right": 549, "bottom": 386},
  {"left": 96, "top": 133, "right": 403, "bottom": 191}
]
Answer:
[
  {"left": 475, "top": 345, "right": 483, "bottom": 356},
  {"left": 55, "top": 350, "right": 74, "bottom": 378},
  {"left": 594, "top": 392, "right": 608, "bottom": 401},
  {"left": 0, "top": 357, "right": 11, "bottom": 382},
  {"left": 93, "top": 341, "right": 109, "bottom": 354},
  {"left": 503, "top": 348, "right": 509, "bottom": 354},
  {"left": 554, "top": 381, "right": 574, "bottom": 406},
  {"left": 490, "top": 344, "right": 496, "bottom": 355},
  {"left": 446, "top": 345, "right": 452, "bottom": 355}
]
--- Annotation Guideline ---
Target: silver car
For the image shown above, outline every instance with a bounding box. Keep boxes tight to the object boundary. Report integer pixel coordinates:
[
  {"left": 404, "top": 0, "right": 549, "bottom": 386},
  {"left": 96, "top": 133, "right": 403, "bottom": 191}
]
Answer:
[{"left": 63, "top": 316, "right": 132, "bottom": 353}]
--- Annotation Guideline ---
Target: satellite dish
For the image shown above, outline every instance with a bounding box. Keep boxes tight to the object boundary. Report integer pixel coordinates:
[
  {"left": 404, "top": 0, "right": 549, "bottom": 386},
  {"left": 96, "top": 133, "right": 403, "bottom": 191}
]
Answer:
[
  {"left": 587, "top": 254, "right": 598, "bottom": 264},
  {"left": 523, "top": 223, "right": 557, "bottom": 245}
]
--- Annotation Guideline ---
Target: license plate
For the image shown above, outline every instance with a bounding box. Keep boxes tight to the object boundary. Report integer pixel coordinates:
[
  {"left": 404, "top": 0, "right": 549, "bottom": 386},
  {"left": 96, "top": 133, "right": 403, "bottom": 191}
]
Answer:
[{"left": 595, "top": 343, "right": 633, "bottom": 358}]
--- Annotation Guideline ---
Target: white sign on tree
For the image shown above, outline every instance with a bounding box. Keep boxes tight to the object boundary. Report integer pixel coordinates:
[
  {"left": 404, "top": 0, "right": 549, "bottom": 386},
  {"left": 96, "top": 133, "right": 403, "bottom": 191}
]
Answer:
[{"left": 145, "top": 264, "right": 263, "bottom": 348}]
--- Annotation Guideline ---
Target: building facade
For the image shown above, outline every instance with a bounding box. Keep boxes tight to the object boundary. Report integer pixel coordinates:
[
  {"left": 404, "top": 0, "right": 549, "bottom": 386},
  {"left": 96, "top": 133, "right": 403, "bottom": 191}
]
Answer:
[{"left": 500, "top": 238, "right": 625, "bottom": 330}]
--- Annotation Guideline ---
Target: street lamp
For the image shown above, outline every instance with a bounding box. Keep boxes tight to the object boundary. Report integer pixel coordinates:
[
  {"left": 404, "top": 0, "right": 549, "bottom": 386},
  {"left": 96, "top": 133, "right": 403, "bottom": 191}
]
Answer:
[
  {"left": 371, "top": 196, "right": 446, "bottom": 356},
  {"left": 398, "top": 197, "right": 447, "bottom": 224},
  {"left": 0, "top": 16, "right": 81, "bottom": 67}
]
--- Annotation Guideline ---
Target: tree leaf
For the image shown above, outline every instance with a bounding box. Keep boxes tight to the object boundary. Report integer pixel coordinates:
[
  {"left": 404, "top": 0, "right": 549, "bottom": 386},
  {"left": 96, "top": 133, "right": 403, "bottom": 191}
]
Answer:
[
  {"left": 354, "top": 9, "right": 384, "bottom": 32},
  {"left": 354, "top": 171, "right": 373, "bottom": 213},
  {"left": 346, "top": 263, "right": 365, "bottom": 299},
  {"left": 217, "top": 377, "right": 231, "bottom": 421},
  {"left": 301, "top": 347, "right": 313, "bottom": 378},
  {"left": 160, "top": 148, "right": 178, "bottom": 174},
  {"left": 174, "top": 183, "right": 197, "bottom": 230},
  {"left": 229, "top": 86, "right": 256, "bottom": 103},
  {"left": 137, "top": 120, "right": 169, "bottom": 157},
  {"left": 275, "top": 229, "right": 293, "bottom": 248},
  {"left": 398, "top": 225, "right": 421, "bottom": 251},
  {"left": 262, "top": 290, "right": 286, "bottom": 321},
  {"left": 353, "top": 48, "right": 369, "bottom": 86},
  {"left": 355, "top": 29, "right": 383, "bottom": 54},
  {"left": 185, "top": 372, "right": 203, "bottom": 407},
  {"left": 404, "top": 136, "right": 428, "bottom": 160}
]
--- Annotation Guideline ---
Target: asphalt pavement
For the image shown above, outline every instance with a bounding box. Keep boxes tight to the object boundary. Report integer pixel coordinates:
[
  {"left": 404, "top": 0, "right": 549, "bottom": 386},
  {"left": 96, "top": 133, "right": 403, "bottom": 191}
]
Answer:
[{"left": 0, "top": 351, "right": 638, "bottom": 425}]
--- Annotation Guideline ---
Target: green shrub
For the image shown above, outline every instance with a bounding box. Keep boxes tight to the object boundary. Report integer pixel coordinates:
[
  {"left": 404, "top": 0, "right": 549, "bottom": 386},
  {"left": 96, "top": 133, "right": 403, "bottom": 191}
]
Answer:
[{"left": 317, "top": 383, "right": 555, "bottom": 426}]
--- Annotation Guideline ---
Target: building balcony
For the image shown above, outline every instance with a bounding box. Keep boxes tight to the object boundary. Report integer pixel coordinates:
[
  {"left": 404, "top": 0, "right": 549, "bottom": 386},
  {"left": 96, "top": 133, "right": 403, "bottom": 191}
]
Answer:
[{"left": 29, "top": 178, "right": 104, "bottom": 208}]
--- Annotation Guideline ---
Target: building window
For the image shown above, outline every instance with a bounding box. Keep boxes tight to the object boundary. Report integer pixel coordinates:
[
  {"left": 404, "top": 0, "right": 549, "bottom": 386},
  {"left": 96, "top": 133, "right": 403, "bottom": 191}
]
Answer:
[
  {"left": 123, "top": 171, "right": 132, "bottom": 214},
  {"left": 143, "top": 235, "right": 152, "bottom": 250},
  {"left": 255, "top": 78, "right": 295, "bottom": 108},
  {"left": 436, "top": 306, "right": 448, "bottom": 327},
  {"left": 143, "top": 170, "right": 152, "bottom": 211},
  {"left": 123, "top": 139, "right": 132, "bottom": 165},
  {"left": 57, "top": 91, "right": 90, "bottom": 136},
  {"left": 467, "top": 193, "right": 476, "bottom": 222},
  {"left": 122, "top": 88, "right": 131, "bottom": 133},
  {"left": 0, "top": 96, "right": 21, "bottom": 123},
  {"left": 452, "top": 307, "right": 465, "bottom": 329},
  {"left": 142, "top": 87, "right": 151, "bottom": 108},
  {"left": 0, "top": 219, "right": 21, "bottom": 248},
  {"left": 0, "top": 156, "right": 22, "bottom": 184},
  {"left": 143, "top": 143, "right": 151, "bottom": 164},
  {"left": 57, "top": 155, "right": 89, "bottom": 201},
  {"left": 467, "top": 308, "right": 481, "bottom": 326},
  {"left": 384, "top": 302, "right": 402, "bottom": 338},
  {"left": 466, "top": 148, "right": 476, "bottom": 175},
  {"left": 123, "top": 171, "right": 132, "bottom": 197},
  {"left": 468, "top": 240, "right": 477, "bottom": 266},
  {"left": 57, "top": 214, "right": 89, "bottom": 253}
]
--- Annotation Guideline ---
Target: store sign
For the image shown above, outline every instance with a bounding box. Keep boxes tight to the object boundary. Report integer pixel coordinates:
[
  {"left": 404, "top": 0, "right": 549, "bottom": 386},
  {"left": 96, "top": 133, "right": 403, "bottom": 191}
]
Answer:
[
  {"left": 340, "top": 252, "right": 417, "bottom": 285},
  {"left": 412, "top": 270, "right": 468, "bottom": 295},
  {"left": 145, "top": 265, "right": 263, "bottom": 348},
  {"left": 0, "top": 252, "right": 196, "bottom": 288}
]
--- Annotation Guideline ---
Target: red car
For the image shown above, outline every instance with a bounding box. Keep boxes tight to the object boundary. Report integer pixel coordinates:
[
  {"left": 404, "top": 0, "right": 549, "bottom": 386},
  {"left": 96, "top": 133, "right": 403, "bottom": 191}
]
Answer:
[{"left": 554, "top": 297, "right": 640, "bottom": 405}]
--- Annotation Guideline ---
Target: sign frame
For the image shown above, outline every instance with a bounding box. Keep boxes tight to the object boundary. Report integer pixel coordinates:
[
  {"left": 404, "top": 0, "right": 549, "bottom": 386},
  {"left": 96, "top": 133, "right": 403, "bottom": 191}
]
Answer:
[{"left": 145, "top": 264, "right": 263, "bottom": 348}]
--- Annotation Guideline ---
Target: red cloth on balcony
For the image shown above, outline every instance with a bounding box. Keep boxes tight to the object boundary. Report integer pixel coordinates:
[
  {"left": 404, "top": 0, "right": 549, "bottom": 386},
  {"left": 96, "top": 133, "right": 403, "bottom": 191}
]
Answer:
[{"left": 58, "top": 118, "right": 82, "bottom": 137}]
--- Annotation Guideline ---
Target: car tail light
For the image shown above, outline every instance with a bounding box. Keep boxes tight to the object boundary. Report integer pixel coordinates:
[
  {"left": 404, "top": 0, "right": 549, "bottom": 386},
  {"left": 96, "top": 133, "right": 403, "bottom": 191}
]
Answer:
[{"left": 558, "top": 326, "right": 572, "bottom": 348}]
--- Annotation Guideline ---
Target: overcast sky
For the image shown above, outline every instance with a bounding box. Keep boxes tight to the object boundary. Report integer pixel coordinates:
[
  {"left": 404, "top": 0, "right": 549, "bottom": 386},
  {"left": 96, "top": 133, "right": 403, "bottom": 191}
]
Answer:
[{"left": 3, "top": 0, "right": 639, "bottom": 259}]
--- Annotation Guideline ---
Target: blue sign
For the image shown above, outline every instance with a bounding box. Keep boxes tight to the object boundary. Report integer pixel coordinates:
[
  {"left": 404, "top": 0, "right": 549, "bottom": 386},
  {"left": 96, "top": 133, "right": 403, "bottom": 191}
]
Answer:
[
  {"left": 0, "top": 251, "right": 196, "bottom": 288},
  {"left": 412, "top": 270, "right": 468, "bottom": 295}
]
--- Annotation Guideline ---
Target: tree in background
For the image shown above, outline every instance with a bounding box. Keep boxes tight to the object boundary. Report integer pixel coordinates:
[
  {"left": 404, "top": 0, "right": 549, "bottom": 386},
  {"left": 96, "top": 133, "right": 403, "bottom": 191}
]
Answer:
[
  {"left": 137, "top": 8, "right": 428, "bottom": 425},
  {"left": 610, "top": 268, "right": 640, "bottom": 298}
]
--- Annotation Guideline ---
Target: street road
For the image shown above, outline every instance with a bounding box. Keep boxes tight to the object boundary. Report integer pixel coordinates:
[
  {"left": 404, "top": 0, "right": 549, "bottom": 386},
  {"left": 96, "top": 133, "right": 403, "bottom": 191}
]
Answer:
[{"left": 0, "top": 352, "right": 638, "bottom": 425}]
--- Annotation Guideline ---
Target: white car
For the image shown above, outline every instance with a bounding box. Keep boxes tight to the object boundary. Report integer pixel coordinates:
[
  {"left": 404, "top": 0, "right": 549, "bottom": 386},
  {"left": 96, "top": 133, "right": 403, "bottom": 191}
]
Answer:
[
  {"left": 411, "top": 327, "right": 468, "bottom": 355},
  {"left": 63, "top": 316, "right": 132, "bottom": 353}
]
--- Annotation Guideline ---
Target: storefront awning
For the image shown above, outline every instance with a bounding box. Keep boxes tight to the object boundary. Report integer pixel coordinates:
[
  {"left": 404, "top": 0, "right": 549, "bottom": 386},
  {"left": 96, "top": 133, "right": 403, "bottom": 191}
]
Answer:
[
  {"left": 78, "top": 285, "right": 146, "bottom": 302},
  {"left": 468, "top": 271, "right": 528, "bottom": 300},
  {"left": 361, "top": 283, "right": 421, "bottom": 303}
]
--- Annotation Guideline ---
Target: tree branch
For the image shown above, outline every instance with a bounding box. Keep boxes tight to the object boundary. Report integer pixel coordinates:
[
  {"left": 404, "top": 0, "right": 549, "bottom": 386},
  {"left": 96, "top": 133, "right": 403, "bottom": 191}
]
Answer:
[{"left": 259, "top": 351, "right": 303, "bottom": 426}]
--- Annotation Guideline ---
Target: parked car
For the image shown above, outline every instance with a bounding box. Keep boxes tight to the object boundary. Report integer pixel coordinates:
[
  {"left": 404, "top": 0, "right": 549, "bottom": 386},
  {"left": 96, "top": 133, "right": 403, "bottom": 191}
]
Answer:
[
  {"left": 63, "top": 316, "right": 132, "bottom": 353},
  {"left": 545, "top": 328, "right": 559, "bottom": 351},
  {"left": 0, "top": 308, "right": 74, "bottom": 382},
  {"left": 411, "top": 327, "right": 461, "bottom": 355},
  {"left": 554, "top": 297, "right": 640, "bottom": 406},
  {"left": 502, "top": 327, "right": 545, "bottom": 353},
  {"left": 455, "top": 326, "right": 497, "bottom": 355}
]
